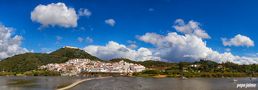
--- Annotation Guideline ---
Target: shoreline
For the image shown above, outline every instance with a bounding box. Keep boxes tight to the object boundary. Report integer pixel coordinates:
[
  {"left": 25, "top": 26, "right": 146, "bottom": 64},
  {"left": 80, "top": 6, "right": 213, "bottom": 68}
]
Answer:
[
  {"left": 1, "top": 75, "right": 258, "bottom": 78},
  {"left": 56, "top": 76, "right": 111, "bottom": 90}
]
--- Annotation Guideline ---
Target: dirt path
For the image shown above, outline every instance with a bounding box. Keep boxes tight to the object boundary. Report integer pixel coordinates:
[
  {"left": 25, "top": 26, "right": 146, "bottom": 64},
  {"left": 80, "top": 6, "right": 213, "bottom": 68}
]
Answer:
[{"left": 57, "top": 76, "right": 111, "bottom": 90}]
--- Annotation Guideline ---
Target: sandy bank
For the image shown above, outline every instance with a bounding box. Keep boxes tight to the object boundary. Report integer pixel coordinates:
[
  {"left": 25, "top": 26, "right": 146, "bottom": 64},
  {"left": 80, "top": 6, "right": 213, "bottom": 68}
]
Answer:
[{"left": 57, "top": 76, "right": 111, "bottom": 90}]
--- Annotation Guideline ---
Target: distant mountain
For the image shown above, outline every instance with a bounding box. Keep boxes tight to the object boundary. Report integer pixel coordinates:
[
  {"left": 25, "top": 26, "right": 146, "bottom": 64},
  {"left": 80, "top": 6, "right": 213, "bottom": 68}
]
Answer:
[
  {"left": 109, "top": 58, "right": 139, "bottom": 63},
  {"left": 139, "top": 60, "right": 175, "bottom": 69},
  {"left": 0, "top": 47, "right": 102, "bottom": 72}
]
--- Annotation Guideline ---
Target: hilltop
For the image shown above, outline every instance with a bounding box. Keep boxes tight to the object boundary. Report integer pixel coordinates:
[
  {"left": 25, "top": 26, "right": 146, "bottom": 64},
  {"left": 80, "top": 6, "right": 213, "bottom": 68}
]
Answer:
[{"left": 50, "top": 46, "right": 101, "bottom": 61}]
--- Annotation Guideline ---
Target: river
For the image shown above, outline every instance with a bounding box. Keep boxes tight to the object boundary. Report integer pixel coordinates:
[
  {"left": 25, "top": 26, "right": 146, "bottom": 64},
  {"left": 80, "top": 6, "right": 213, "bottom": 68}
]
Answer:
[{"left": 0, "top": 76, "right": 257, "bottom": 90}]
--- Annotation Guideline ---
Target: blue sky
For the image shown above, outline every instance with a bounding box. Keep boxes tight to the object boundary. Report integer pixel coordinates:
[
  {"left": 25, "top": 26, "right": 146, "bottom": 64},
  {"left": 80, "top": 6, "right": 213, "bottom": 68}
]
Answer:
[{"left": 1, "top": 0, "right": 258, "bottom": 63}]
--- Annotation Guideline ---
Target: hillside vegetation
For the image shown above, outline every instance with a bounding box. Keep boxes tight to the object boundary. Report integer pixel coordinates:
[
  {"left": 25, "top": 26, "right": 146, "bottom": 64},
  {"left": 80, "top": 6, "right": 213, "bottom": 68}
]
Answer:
[{"left": 0, "top": 47, "right": 102, "bottom": 72}]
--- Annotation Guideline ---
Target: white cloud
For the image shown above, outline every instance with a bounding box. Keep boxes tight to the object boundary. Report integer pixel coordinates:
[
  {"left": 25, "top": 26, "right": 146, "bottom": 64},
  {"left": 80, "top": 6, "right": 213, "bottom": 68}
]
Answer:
[
  {"left": 81, "top": 18, "right": 258, "bottom": 64},
  {"left": 222, "top": 34, "right": 254, "bottom": 47},
  {"left": 0, "top": 25, "right": 28, "bottom": 59},
  {"left": 173, "top": 19, "right": 210, "bottom": 39},
  {"left": 31, "top": 2, "right": 78, "bottom": 28},
  {"left": 85, "top": 37, "right": 93, "bottom": 43},
  {"left": 78, "top": 8, "right": 92, "bottom": 17},
  {"left": 105, "top": 19, "right": 116, "bottom": 27},
  {"left": 77, "top": 37, "right": 93, "bottom": 43},
  {"left": 225, "top": 48, "right": 231, "bottom": 52},
  {"left": 127, "top": 40, "right": 138, "bottom": 49},
  {"left": 56, "top": 36, "right": 62, "bottom": 41},
  {"left": 83, "top": 41, "right": 160, "bottom": 61},
  {"left": 134, "top": 19, "right": 258, "bottom": 64},
  {"left": 128, "top": 44, "right": 138, "bottom": 49},
  {"left": 138, "top": 32, "right": 258, "bottom": 64},
  {"left": 56, "top": 36, "right": 62, "bottom": 44},
  {"left": 77, "top": 37, "right": 84, "bottom": 42},
  {"left": 139, "top": 32, "right": 212, "bottom": 62}
]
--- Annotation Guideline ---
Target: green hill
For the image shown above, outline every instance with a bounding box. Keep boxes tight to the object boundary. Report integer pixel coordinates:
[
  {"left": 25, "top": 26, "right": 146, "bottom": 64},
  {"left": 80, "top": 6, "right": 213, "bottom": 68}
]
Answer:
[
  {"left": 109, "top": 58, "right": 138, "bottom": 63},
  {"left": 139, "top": 60, "right": 175, "bottom": 69},
  {"left": 0, "top": 47, "right": 102, "bottom": 72},
  {"left": 50, "top": 47, "right": 101, "bottom": 61}
]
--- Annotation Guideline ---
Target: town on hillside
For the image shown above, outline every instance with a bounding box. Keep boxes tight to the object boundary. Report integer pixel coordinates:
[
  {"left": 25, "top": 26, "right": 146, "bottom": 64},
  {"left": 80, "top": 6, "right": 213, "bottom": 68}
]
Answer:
[{"left": 39, "top": 59, "right": 146, "bottom": 76}]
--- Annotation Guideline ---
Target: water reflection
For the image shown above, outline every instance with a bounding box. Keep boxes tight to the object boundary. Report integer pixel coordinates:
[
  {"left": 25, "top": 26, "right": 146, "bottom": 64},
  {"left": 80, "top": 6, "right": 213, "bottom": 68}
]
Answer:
[
  {"left": 0, "top": 76, "right": 82, "bottom": 90},
  {"left": 71, "top": 77, "right": 258, "bottom": 90},
  {"left": 0, "top": 76, "right": 257, "bottom": 90}
]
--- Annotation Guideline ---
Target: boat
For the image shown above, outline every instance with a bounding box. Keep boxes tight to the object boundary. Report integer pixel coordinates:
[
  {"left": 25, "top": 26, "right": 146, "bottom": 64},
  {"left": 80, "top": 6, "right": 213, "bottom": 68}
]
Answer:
[
  {"left": 181, "top": 76, "right": 188, "bottom": 80},
  {"left": 233, "top": 79, "right": 237, "bottom": 82}
]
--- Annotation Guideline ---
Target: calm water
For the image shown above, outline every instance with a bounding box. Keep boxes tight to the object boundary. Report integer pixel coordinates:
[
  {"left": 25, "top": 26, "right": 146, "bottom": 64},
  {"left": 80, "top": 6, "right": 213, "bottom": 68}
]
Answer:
[{"left": 0, "top": 76, "right": 257, "bottom": 90}]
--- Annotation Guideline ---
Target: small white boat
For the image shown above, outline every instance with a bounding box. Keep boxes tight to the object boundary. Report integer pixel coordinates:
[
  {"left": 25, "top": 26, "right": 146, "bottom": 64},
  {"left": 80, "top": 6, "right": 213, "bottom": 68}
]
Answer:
[
  {"left": 233, "top": 79, "right": 237, "bottom": 82},
  {"left": 181, "top": 76, "right": 188, "bottom": 80}
]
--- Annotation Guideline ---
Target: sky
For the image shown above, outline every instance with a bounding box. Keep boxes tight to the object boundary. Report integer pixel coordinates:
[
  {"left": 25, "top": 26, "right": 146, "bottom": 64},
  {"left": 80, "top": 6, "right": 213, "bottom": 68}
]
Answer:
[{"left": 1, "top": 0, "right": 258, "bottom": 64}]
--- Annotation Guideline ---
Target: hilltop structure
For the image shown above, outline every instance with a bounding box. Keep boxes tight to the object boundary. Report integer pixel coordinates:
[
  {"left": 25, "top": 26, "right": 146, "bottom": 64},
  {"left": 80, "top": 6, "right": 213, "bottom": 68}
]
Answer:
[{"left": 63, "top": 46, "right": 80, "bottom": 49}]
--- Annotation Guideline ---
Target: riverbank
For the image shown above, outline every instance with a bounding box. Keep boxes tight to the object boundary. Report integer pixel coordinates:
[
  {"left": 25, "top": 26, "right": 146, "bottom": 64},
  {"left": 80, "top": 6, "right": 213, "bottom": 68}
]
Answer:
[
  {"left": 2, "top": 72, "right": 258, "bottom": 78},
  {"left": 133, "top": 72, "right": 258, "bottom": 78},
  {"left": 57, "top": 76, "right": 111, "bottom": 90},
  {"left": 0, "top": 70, "right": 60, "bottom": 76},
  {"left": 2, "top": 70, "right": 258, "bottom": 78}
]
